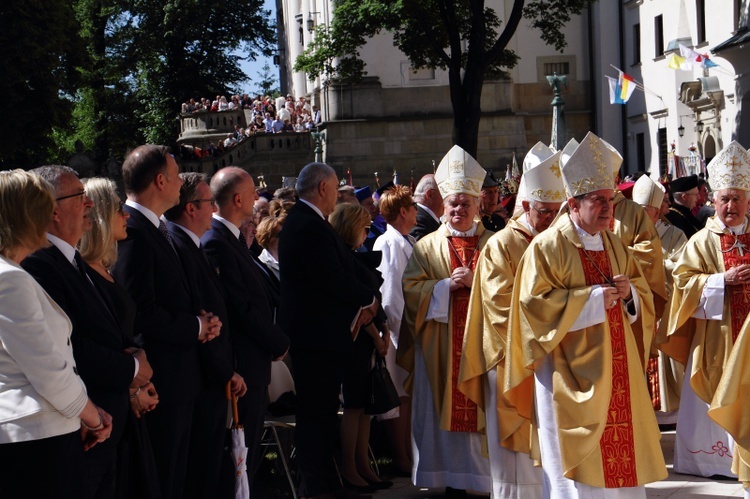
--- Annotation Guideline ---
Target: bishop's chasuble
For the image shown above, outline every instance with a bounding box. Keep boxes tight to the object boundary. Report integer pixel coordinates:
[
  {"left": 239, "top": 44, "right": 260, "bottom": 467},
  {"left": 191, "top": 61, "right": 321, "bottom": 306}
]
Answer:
[
  {"left": 505, "top": 212, "right": 666, "bottom": 490},
  {"left": 459, "top": 215, "right": 534, "bottom": 453}
]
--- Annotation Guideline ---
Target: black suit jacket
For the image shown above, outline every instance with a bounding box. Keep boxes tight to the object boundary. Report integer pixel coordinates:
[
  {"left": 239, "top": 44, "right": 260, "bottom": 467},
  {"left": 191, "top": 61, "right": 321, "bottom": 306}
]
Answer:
[
  {"left": 278, "top": 201, "right": 375, "bottom": 353},
  {"left": 112, "top": 205, "right": 201, "bottom": 404},
  {"left": 201, "top": 218, "right": 289, "bottom": 387},
  {"left": 168, "top": 223, "right": 234, "bottom": 387},
  {"left": 22, "top": 244, "right": 134, "bottom": 451},
  {"left": 410, "top": 205, "right": 440, "bottom": 241},
  {"left": 666, "top": 203, "right": 703, "bottom": 240}
]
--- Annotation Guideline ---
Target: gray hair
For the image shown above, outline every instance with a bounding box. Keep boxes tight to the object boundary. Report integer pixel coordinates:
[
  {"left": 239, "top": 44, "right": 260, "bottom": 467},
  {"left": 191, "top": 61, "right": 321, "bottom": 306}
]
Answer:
[
  {"left": 296, "top": 162, "right": 336, "bottom": 199},
  {"left": 31, "top": 165, "right": 79, "bottom": 194},
  {"left": 413, "top": 174, "right": 438, "bottom": 202}
]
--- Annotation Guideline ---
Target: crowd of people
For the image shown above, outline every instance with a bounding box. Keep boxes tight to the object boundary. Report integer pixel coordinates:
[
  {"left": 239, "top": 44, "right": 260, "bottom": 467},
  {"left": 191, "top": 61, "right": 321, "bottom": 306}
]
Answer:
[{"left": 2, "top": 135, "right": 750, "bottom": 499}]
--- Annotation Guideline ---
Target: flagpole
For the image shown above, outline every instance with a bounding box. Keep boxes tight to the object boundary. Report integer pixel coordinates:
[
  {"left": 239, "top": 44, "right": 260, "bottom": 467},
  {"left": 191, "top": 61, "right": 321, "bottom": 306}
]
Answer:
[{"left": 609, "top": 65, "right": 664, "bottom": 101}]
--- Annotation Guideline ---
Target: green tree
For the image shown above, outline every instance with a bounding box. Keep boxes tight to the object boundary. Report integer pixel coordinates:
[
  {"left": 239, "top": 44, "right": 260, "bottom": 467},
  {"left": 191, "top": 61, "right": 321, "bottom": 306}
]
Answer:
[
  {"left": 0, "top": 0, "right": 86, "bottom": 168},
  {"left": 255, "top": 62, "right": 280, "bottom": 97},
  {"left": 294, "top": 0, "right": 594, "bottom": 157}
]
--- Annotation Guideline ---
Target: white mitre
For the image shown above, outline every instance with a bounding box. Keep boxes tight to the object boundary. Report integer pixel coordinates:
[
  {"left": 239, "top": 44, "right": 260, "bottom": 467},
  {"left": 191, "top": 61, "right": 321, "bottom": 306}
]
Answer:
[
  {"left": 632, "top": 175, "right": 665, "bottom": 208},
  {"left": 707, "top": 140, "right": 750, "bottom": 192},
  {"left": 434, "top": 145, "right": 487, "bottom": 198},
  {"left": 524, "top": 151, "right": 565, "bottom": 203},
  {"left": 561, "top": 132, "right": 617, "bottom": 198}
]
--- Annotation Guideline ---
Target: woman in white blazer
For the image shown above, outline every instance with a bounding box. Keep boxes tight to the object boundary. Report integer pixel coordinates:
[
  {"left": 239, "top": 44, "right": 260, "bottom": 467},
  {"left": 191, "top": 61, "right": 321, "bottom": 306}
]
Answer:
[
  {"left": 0, "top": 170, "right": 112, "bottom": 498},
  {"left": 372, "top": 184, "right": 418, "bottom": 476}
]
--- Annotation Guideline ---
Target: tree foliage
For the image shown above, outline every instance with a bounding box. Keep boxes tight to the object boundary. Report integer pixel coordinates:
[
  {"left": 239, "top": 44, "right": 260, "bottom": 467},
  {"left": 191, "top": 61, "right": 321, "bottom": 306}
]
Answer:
[
  {"left": 294, "top": 0, "right": 594, "bottom": 156},
  {"left": 255, "top": 62, "right": 280, "bottom": 97}
]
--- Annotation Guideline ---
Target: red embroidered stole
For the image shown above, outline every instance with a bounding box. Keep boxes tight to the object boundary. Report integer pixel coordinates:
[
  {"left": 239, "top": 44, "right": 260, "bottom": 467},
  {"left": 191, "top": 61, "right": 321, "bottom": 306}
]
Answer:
[
  {"left": 447, "top": 236, "right": 479, "bottom": 432},
  {"left": 720, "top": 232, "right": 750, "bottom": 342},
  {"left": 577, "top": 248, "right": 638, "bottom": 488}
]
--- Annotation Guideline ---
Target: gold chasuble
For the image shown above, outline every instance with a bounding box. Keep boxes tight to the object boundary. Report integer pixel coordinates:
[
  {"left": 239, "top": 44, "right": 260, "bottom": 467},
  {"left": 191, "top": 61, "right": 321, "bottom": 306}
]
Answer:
[
  {"left": 399, "top": 223, "right": 493, "bottom": 432},
  {"left": 662, "top": 214, "right": 750, "bottom": 404},
  {"left": 611, "top": 193, "right": 668, "bottom": 359},
  {"left": 459, "top": 216, "right": 534, "bottom": 452},
  {"left": 505, "top": 213, "right": 666, "bottom": 487}
]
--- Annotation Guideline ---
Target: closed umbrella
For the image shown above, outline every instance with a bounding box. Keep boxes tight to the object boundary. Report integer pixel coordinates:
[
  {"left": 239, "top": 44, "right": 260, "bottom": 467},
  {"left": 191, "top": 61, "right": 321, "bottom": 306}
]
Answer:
[{"left": 226, "top": 383, "right": 250, "bottom": 499}]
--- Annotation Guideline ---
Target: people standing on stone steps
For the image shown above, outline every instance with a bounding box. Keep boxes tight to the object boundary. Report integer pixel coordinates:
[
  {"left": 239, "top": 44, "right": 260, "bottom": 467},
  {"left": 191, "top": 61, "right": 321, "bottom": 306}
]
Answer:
[
  {"left": 460, "top": 141, "right": 565, "bottom": 499},
  {"left": 399, "top": 145, "right": 495, "bottom": 498},
  {"left": 662, "top": 141, "right": 750, "bottom": 481},
  {"left": 163, "top": 172, "right": 248, "bottom": 498},
  {"left": 112, "top": 145, "right": 222, "bottom": 499},
  {"left": 667, "top": 174, "right": 704, "bottom": 239}
]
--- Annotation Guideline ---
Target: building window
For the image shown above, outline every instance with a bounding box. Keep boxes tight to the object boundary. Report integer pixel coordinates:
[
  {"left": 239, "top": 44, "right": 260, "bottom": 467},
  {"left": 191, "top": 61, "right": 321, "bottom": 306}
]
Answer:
[
  {"left": 696, "top": 0, "right": 706, "bottom": 43},
  {"left": 654, "top": 15, "right": 664, "bottom": 57},
  {"left": 636, "top": 133, "right": 646, "bottom": 170},
  {"left": 657, "top": 128, "right": 668, "bottom": 177},
  {"left": 633, "top": 23, "right": 641, "bottom": 65},
  {"left": 543, "top": 62, "right": 569, "bottom": 76}
]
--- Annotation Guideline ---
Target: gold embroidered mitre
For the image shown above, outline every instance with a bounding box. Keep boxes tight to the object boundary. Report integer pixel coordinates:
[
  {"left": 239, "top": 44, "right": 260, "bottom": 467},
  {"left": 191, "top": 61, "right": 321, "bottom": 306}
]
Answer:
[
  {"left": 559, "top": 138, "right": 579, "bottom": 169},
  {"left": 561, "top": 132, "right": 618, "bottom": 198},
  {"left": 632, "top": 174, "right": 665, "bottom": 208},
  {"left": 435, "top": 145, "right": 487, "bottom": 198},
  {"left": 525, "top": 151, "right": 566, "bottom": 203},
  {"left": 707, "top": 140, "right": 750, "bottom": 192}
]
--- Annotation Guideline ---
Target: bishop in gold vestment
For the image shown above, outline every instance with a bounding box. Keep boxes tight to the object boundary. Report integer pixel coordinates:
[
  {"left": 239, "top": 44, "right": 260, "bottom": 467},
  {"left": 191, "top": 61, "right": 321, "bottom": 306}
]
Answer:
[
  {"left": 505, "top": 133, "right": 666, "bottom": 498},
  {"left": 663, "top": 141, "right": 750, "bottom": 480}
]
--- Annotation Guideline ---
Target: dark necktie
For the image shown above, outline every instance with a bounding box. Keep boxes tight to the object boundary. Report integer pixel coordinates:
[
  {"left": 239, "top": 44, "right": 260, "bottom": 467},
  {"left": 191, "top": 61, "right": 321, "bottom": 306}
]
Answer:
[
  {"left": 238, "top": 232, "right": 248, "bottom": 249},
  {"left": 158, "top": 219, "right": 178, "bottom": 254},
  {"left": 73, "top": 251, "right": 90, "bottom": 282}
]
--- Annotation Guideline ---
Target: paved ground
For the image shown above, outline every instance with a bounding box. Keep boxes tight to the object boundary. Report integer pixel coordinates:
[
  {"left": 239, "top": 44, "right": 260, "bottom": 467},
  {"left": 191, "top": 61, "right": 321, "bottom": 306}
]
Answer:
[{"left": 374, "top": 431, "right": 746, "bottom": 498}]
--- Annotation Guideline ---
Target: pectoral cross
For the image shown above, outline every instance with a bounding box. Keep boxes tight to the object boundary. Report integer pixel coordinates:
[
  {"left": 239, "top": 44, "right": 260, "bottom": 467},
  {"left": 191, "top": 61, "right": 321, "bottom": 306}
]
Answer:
[{"left": 723, "top": 231, "right": 748, "bottom": 256}]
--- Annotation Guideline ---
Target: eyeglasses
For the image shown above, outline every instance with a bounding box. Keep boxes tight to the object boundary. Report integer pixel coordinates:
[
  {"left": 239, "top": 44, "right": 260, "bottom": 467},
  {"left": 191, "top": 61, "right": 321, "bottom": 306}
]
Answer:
[
  {"left": 56, "top": 190, "right": 86, "bottom": 202},
  {"left": 189, "top": 198, "right": 216, "bottom": 207},
  {"left": 364, "top": 226, "right": 371, "bottom": 234},
  {"left": 531, "top": 205, "right": 556, "bottom": 216}
]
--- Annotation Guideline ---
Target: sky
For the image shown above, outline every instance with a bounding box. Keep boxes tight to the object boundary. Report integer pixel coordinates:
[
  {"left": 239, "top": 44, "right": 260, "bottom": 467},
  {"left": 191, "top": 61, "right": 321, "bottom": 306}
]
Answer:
[{"left": 237, "top": 0, "right": 279, "bottom": 94}]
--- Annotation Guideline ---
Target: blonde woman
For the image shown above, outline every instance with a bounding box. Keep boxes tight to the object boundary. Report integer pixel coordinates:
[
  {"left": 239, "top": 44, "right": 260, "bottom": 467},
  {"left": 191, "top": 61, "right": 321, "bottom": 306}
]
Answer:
[
  {"left": 256, "top": 214, "right": 285, "bottom": 280},
  {"left": 0, "top": 170, "right": 111, "bottom": 498},
  {"left": 329, "top": 202, "right": 392, "bottom": 491}
]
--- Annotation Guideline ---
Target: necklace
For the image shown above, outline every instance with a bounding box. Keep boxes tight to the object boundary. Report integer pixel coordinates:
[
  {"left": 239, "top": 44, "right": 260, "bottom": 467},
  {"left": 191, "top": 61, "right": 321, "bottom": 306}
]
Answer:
[{"left": 722, "top": 230, "right": 748, "bottom": 257}]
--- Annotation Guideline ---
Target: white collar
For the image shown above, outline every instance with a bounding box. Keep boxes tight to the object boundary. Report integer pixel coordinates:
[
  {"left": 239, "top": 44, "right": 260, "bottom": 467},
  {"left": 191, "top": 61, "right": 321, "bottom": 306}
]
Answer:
[
  {"left": 446, "top": 222, "right": 478, "bottom": 237},
  {"left": 212, "top": 214, "right": 241, "bottom": 239},
  {"left": 522, "top": 213, "right": 540, "bottom": 237},
  {"left": 716, "top": 217, "right": 748, "bottom": 235},
  {"left": 46, "top": 233, "right": 77, "bottom": 265},
  {"left": 171, "top": 223, "right": 201, "bottom": 247},
  {"left": 571, "top": 220, "right": 604, "bottom": 251},
  {"left": 298, "top": 198, "right": 326, "bottom": 220},
  {"left": 125, "top": 199, "right": 160, "bottom": 228}
]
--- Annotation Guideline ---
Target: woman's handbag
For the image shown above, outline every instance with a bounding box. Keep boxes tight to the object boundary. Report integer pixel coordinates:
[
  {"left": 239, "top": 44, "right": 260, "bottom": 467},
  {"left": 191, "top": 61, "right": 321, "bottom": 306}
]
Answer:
[{"left": 365, "top": 355, "right": 401, "bottom": 415}]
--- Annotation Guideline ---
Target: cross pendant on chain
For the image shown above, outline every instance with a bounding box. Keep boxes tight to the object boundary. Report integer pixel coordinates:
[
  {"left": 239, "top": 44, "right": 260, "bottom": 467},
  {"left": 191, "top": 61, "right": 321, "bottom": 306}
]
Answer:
[{"left": 724, "top": 233, "right": 747, "bottom": 257}]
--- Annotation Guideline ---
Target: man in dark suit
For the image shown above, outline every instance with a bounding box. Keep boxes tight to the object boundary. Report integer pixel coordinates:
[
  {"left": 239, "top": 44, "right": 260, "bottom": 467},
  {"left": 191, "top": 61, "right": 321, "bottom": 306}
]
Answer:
[
  {"left": 667, "top": 174, "right": 703, "bottom": 239},
  {"left": 278, "top": 162, "right": 379, "bottom": 497},
  {"left": 163, "top": 172, "right": 247, "bottom": 498},
  {"left": 22, "top": 165, "right": 147, "bottom": 498},
  {"left": 410, "top": 174, "right": 443, "bottom": 240},
  {"left": 112, "top": 145, "right": 222, "bottom": 499},
  {"left": 201, "top": 167, "right": 290, "bottom": 492}
]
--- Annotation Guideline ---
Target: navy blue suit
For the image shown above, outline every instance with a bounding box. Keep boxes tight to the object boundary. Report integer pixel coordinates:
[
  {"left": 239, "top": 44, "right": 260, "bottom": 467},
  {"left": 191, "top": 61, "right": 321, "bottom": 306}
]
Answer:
[
  {"left": 112, "top": 205, "right": 201, "bottom": 499},
  {"left": 278, "top": 201, "right": 375, "bottom": 496},
  {"left": 201, "top": 217, "right": 290, "bottom": 490},
  {"left": 23, "top": 244, "right": 135, "bottom": 498}
]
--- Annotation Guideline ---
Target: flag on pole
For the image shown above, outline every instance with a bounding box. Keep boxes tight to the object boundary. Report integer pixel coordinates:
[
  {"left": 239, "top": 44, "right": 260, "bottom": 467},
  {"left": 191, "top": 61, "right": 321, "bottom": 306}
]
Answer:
[
  {"left": 618, "top": 71, "right": 636, "bottom": 103},
  {"left": 702, "top": 56, "right": 718, "bottom": 68},
  {"left": 607, "top": 76, "right": 625, "bottom": 104},
  {"left": 667, "top": 53, "right": 690, "bottom": 70}
]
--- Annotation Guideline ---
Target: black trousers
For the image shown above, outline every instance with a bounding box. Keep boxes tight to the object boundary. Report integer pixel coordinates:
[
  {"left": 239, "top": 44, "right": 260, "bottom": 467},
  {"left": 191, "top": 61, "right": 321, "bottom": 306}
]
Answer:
[
  {"left": 291, "top": 348, "right": 344, "bottom": 497},
  {"left": 185, "top": 385, "right": 229, "bottom": 499},
  {"left": 0, "top": 430, "right": 89, "bottom": 499},
  {"left": 145, "top": 399, "right": 194, "bottom": 499}
]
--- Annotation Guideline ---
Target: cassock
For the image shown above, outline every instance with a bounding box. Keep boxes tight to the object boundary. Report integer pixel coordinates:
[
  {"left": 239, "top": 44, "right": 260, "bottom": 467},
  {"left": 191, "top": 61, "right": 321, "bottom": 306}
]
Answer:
[
  {"left": 666, "top": 203, "right": 702, "bottom": 239},
  {"left": 505, "top": 212, "right": 666, "bottom": 496},
  {"left": 662, "top": 214, "right": 750, "bottom": 478},
  {"left": 399, "top": 222, "right": 493, "bottom": 492},
  {"left": 459, "top": 215, "right": 542, "bottom": 498}
]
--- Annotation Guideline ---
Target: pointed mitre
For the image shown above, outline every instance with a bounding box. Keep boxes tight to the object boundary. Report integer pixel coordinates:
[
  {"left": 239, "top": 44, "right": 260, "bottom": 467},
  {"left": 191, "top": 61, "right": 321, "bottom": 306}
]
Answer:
[
  {"left": 524, "top": 151, "right": 566, "bottom": 203},
  {"left": 523, "top": 142, "right": 555, "bottom": 172},
  {"left": 434, "top": 145, "right": 487, "bottom": 198},
  {"left": 561, "top": 132, "right": 617, "bottom": 198},
  {"left": 632, "top": 175, "right": 665, "bottom": 208},
  {"left": 559, "top": 138, "right": 579, "bottom": 169},
  {"left": 707, "top": 140, "right": 750, "bottom": 192},
  {"left": 599, "top": 136, "right": 624, "bottom": 173}
]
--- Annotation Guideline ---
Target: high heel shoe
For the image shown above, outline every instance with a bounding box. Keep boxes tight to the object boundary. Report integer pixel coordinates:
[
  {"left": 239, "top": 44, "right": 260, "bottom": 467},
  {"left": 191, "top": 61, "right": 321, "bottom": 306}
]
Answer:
[
  {"left": 340, "top": 477, "right": 377, "bottom": 494},
  {"left": 364, "top": 477, "right": 393, "bottom": 489}
]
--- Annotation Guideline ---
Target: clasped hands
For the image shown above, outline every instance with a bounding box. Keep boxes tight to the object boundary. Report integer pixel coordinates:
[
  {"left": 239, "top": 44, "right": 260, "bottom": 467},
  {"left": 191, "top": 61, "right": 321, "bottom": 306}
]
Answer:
[
  {"left": 725, "top": 264, "right": 750, "bottom": 286},
  {"left": 449, "top": 266, "right": 473, "bottom": 292},
  {"left": 198, "top": 309, "right": 221, "bottom": 342},
  {"left": 125, "top": 347, "right": 159, "bottom": 418},
  {"left": 602, "top": 274, "right": 632, "bottom": 310}
]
